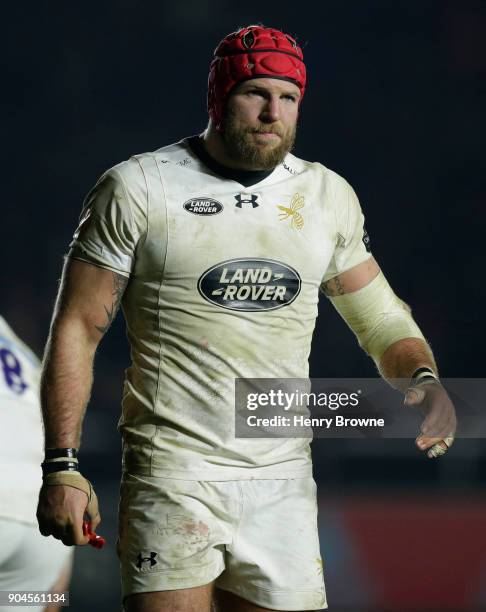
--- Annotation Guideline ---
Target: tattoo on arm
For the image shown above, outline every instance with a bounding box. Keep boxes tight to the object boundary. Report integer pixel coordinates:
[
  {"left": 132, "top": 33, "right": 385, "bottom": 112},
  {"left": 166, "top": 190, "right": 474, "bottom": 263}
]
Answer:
[
  {"left": 322, "top": 275, "right": 345, "bottom": 297},
  {"left": 95, "top": 272, "right": 129, "bottom": 335}
]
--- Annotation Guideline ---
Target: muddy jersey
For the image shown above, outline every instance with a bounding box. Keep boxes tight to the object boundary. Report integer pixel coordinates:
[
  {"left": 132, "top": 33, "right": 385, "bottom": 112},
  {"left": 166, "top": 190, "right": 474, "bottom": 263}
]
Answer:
[
  {"left": 0, "top": 316, "right": 44, "bottom": 523},
  {"left": 68, "top": 136, "right": 371, "bottom": 479}
]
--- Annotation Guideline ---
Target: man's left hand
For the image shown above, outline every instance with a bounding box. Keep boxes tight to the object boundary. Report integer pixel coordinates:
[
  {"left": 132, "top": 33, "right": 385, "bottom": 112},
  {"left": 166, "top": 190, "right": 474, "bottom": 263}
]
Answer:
[{"left": 404, "top": 382, "right": 457, "bottom": 459}]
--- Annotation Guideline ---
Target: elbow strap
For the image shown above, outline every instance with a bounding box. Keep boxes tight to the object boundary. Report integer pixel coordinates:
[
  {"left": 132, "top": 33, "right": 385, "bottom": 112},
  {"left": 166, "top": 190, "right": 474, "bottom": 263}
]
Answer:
[{"left": 328, "top": 271, "right": 426, "bottom": 361}]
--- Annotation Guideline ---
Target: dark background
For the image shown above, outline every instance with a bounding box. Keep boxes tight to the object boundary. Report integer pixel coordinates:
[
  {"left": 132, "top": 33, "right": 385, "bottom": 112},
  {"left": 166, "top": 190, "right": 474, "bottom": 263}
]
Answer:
[{"left": 2, "top": 1, "right": 486, "bottom": 610}]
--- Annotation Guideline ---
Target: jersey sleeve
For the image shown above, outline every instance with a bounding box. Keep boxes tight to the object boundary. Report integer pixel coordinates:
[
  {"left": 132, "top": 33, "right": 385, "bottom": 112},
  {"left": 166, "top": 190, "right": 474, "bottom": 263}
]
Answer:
[
  {"left": 321, "top": 174, "right": 372, "bottom": 284},
  {"left": 67, "top": 163, "right": 147, "bottom": 277}
]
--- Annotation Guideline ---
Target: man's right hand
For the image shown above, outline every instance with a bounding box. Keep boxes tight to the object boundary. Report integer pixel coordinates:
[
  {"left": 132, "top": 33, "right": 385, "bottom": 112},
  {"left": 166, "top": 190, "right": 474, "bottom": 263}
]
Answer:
[{"left": 37, "top": 481, "right": 101, "bottom": 546}]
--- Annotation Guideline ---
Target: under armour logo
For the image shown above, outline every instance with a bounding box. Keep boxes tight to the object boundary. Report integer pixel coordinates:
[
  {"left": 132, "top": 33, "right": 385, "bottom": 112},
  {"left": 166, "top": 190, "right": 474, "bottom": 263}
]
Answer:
[
  {"left": 234, "top": 194, "right": 259, "bottom": 209},
  {"left": 136, "top": 552, "right": 158, "bottom": 568}
]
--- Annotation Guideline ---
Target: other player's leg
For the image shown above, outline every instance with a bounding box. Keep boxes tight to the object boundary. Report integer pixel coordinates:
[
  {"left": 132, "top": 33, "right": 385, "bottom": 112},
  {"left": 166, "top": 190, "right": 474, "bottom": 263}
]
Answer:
[
  {"left": 0, "top": 518, "right": 73, "bottom": 612},
  {"left": 44, "top": 556, "right": 73, "bottom": 612}
]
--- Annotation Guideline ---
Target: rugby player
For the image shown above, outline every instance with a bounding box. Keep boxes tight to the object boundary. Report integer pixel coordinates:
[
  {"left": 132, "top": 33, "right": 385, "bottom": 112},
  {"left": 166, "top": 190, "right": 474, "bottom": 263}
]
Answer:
[
  {"left": 36, "top": 25, "right": 456, "bottom": 611},
  {"left": 0, "top": 316, "right": 73, "bottom": 612}
]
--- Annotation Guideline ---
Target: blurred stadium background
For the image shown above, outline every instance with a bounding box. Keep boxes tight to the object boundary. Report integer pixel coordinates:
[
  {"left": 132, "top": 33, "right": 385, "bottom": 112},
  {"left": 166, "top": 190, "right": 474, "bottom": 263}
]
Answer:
[{"left": 2, "top": 1, "right": 486, "bottom": 610}]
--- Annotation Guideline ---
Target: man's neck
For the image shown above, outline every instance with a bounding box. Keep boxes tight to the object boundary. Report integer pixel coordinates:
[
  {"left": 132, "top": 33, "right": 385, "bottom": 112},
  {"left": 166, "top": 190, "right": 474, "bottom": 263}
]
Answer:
[{"left": 187, "top": 135, "right": 274, "bottom": 188}]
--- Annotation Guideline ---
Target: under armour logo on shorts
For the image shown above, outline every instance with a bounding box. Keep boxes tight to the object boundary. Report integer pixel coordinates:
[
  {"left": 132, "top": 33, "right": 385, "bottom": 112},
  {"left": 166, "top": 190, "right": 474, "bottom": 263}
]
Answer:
[
  {"left": 136, "top": 552, "right": 158, "bottom": 568},
  {"left": 234, "top": 194, "right": 259, "bottom": 209}
]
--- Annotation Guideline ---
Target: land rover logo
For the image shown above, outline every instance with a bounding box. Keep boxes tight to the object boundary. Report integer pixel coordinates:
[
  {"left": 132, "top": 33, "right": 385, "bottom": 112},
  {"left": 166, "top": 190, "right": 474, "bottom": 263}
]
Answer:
[
  {"left": 183, "top": 197, "right": 223, "bottom": 215},
  {"left": 198, "top": 258, "right": 301, "bottom": 312}
]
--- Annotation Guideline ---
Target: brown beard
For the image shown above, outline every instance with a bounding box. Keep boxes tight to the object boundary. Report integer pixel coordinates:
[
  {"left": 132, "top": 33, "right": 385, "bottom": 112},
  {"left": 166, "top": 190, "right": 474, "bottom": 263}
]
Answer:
[{"left": 222, "top": 107, "right": 297, "bottom": 170}]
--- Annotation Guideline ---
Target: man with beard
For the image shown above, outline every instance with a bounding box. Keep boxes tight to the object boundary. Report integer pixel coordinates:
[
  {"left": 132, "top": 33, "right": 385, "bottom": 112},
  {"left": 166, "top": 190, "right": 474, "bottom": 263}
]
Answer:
[{"left": 37, "top": 25, "right": 456, "bottom": 612}]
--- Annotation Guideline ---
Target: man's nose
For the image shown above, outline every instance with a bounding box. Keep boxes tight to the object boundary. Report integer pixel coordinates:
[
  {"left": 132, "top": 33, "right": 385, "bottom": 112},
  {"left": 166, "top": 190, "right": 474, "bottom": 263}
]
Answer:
[{"left": 260, "top": 95, "right": 281, "bottom": 122}]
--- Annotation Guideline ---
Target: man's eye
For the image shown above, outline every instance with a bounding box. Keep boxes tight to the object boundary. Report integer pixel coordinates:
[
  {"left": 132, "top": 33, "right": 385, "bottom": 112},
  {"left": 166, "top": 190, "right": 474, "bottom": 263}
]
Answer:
[{"left": 283, "top": 95, "right": 297, "bottom": 102}]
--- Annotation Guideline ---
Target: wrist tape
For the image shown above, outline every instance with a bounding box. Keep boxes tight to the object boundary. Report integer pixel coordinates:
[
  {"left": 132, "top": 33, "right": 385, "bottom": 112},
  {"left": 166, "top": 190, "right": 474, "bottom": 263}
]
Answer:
[{"left": 43, "top": 471, "right": 99, "bottom": 520}]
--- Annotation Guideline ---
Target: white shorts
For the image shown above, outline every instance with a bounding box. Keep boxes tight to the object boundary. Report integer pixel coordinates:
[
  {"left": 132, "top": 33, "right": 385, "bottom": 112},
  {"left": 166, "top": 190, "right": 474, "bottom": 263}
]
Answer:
[
  {"left": 117, "top": 474, "right": 327, "bottom": 611},
  {"left": 0, "top": 517, "right": 73, "bottom": 612}
]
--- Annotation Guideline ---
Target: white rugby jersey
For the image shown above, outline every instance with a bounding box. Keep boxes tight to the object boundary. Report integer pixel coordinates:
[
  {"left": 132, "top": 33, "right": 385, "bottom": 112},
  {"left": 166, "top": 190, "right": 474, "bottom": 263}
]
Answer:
[
  {"left": 68, "top": 136, "right": 372, "bottom": 479},
  {"left": 0, "top": 316, "right": 43, "bottom": 524}
]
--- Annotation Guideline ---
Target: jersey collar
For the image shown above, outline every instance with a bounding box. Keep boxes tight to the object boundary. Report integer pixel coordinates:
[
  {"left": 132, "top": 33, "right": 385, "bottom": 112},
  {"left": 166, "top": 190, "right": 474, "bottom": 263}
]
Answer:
[{"left": 185, "top": 135, "right": 275, "bottom": 188}]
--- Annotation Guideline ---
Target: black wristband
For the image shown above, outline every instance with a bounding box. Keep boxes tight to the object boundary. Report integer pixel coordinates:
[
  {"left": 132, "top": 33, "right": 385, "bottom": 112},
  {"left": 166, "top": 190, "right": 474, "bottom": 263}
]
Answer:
[
  {"left": 411, "top": 367, "right": 436, "bottom": 381},
  {"left": 416, "top": 375, "right": 438, "bottom": 384},
  {"left": 42, "top": 460, "right": 80, "bottom": 476},
  {"left": 44, "top": 448, "right": 78, "bottom": 460},
  {"left": 410, "top": 366, "right": 440, "bottom": 388}
]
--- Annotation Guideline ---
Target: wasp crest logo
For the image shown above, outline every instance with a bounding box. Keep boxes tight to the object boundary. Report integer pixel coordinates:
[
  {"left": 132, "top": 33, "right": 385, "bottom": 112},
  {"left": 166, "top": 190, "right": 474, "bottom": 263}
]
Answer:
[{"left": 277, "top": 193, "right": 305, "bottom": 230}]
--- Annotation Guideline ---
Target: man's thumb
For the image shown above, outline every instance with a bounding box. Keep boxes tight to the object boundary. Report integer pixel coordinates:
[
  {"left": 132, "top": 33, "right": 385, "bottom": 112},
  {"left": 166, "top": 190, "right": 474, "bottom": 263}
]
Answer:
[{"left": 404, "top": 387, "right": 426, "bottom": 405}]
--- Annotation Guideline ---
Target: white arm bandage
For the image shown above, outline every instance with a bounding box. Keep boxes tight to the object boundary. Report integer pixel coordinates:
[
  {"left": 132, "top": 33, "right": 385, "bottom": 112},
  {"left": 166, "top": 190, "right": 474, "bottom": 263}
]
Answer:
[{"left": 328, "top": 271, "right": 427, "bottom": 362}]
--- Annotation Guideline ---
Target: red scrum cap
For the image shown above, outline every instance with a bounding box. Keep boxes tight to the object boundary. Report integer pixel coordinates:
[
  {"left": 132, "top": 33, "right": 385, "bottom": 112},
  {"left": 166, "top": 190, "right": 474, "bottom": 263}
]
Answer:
[{"left": 208, "top": 25, "right": 306, "bottom": 131}]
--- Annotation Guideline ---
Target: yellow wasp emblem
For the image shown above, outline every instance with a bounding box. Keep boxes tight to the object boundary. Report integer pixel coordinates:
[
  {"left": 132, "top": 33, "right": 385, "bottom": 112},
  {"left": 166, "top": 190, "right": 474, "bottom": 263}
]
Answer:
[{"left": 277, "top": 193, "right": 305, "bottom": 230}]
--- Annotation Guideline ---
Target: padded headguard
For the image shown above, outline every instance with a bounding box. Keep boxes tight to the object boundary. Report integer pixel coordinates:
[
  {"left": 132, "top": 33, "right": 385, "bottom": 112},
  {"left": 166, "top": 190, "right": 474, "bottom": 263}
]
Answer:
[{"left": 208, "top": 25, "right": 306, "bottom": 131}]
